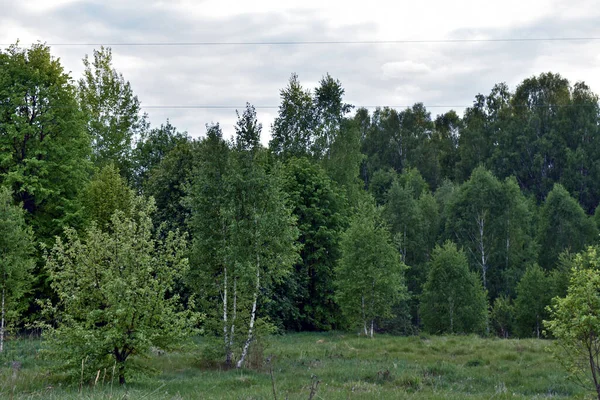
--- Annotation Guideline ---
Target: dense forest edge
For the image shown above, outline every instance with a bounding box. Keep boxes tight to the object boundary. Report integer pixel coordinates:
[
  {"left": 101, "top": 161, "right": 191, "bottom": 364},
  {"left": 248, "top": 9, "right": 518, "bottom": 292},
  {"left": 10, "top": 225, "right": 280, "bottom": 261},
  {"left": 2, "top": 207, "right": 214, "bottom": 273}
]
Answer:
[{"left": 2, "top": 42, "right": 600, "bottom": 391}]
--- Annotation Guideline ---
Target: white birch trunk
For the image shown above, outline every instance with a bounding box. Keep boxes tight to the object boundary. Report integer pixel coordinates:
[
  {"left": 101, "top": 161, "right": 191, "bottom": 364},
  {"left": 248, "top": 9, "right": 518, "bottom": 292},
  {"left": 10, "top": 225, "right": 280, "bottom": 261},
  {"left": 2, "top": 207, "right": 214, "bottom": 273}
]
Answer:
[
  {"left": 0, "top": 286, "right": 4, "bottom": 353},
  {"left": 370, "top": 319, "right": 374, "bottom": 338},
  {"left": 237, "top": 267, "right": 260, "bottom": 368},
  {"left": 362, "top": 295, "right": 368, "bottom": 336},
  {"left": 230, "top": 277, "right": 237, "bottom": 349},
  {"left": 223, "top": 266, "right": 230, "bottom": 365},
  {"left": 476, "top": 212, "right": 488, "bottom": 289}
]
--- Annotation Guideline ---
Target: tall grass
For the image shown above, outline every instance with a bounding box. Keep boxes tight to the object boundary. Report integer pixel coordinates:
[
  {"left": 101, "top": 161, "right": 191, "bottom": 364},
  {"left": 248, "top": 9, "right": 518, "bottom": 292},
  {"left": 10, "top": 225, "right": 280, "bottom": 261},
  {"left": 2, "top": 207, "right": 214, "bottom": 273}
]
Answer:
[{"left": 0, "top": 333, "right": 586, "bottom": 399}]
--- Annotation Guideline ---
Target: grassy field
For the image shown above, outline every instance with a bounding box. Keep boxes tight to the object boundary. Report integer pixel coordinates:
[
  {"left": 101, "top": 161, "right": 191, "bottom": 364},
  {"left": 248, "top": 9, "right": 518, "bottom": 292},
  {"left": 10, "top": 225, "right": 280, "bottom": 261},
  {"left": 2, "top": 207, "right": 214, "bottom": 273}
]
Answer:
[{"left": 0, "top": 332, "right": 590, "bottom": 399}]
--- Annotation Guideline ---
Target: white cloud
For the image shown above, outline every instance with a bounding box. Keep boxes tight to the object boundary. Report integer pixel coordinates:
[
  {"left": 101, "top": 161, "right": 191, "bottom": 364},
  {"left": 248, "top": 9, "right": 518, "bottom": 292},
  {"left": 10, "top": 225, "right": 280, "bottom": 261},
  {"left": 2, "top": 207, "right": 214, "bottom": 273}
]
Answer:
[
  {"left": 382, "top": 61, "right": 431, "bottom": 78},
  {"left": 2, "top": 0, "right": 600, "bottom": 140}
]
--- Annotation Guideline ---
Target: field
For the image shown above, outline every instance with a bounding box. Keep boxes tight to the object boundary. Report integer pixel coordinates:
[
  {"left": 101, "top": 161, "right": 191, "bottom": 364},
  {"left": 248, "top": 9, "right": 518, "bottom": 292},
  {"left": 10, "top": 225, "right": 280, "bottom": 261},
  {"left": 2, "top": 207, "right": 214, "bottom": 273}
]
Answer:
[{"left": 0, "top": 333, "right": 589, "bottom": 399}]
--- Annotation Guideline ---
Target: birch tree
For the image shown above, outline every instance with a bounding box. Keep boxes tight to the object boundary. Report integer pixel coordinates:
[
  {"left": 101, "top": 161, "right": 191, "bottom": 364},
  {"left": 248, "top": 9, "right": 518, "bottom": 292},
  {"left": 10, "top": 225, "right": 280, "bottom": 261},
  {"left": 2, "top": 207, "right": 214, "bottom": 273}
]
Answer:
[
  {"left": 335, "top": 196, "right": 407, "bottom": 338},
  {"left": 189, "top": 107, "right": 298, "bottom": 368},
  {"left": 420, "top": 242, "right": 488, "bottom": 335},
  {"left": 0, "top": 187, "right": 35, "bottom": 352}
]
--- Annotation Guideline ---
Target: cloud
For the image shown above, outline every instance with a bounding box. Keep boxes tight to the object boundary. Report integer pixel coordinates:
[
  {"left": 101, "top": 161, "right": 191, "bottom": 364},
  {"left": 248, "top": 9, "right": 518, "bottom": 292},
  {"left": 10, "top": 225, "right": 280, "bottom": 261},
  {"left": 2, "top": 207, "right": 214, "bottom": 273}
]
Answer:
[
  {"left": 1, "top": 0, "right": 600, "bottom": 142},
  {"left": 382, "top": 61, "right": 431, "bottom": 78}
]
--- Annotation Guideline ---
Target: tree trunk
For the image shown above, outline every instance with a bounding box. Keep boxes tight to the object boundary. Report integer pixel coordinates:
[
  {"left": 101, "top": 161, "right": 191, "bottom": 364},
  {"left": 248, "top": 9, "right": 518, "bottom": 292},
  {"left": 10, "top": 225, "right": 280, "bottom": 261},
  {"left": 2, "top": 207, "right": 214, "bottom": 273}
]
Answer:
[
  {"left": 361, "top": 295, "right": 368, "bottom": 336},
  {"left": 237, "top": 267, "right": 259, "bottom": 369},
  {"left": 588, "top": 335, "right": 600, "bottom": 400},
  {"left": 223, "top": 266, "right": 230, "bottom": 367},
  {"left": 370, "top": 319, "right": 374, "bottom": 339},
  {"left": 476, "top": 212, "right": 488, "bottom": 290},
  {"left": 230, "top": 277, "right": 237, "bottom": 350},
  {"left": 1, "top": 286, "right": 5, "bottom": 353}
]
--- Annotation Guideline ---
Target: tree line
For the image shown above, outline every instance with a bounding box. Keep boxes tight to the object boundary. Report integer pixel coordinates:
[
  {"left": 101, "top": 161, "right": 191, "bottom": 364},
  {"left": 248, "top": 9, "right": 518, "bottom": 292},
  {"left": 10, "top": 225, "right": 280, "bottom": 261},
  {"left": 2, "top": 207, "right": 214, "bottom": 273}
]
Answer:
[{"left": 2, "top": 42, "right": 600, "bottom": 383}]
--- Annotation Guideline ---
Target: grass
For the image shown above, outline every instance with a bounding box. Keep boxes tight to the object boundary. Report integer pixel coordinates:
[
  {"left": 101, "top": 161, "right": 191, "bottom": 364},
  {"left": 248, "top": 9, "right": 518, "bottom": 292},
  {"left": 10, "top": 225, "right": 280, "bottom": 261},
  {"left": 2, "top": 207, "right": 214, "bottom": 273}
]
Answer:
[{"left": 0, "top": 332, "right": 590, "bottom": 399}]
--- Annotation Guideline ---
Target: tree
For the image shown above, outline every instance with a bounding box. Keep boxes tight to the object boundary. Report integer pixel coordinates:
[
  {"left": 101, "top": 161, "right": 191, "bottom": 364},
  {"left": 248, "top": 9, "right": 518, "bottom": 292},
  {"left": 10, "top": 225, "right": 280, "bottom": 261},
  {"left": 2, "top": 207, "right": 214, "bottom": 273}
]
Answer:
[
  {"left": 270, "top": 74, "right": 316, "bottom": 159},
  {"left": 335, "top": 197, "right": 407, "bottom": 337},
  {"left": 42, "top": 196, "right": 198, "bottom": 385},
  {"left": 546, "top": 246, "right": 600, "bottom": 399},
  {"left": 537, "top": 184, "right": 597, "bottom": 269},
  {"left": 187, "top": 124, "right": 232, "bottom": 364},
  {"left": 445, "top": 167, "right": 536, "bottom": 299},
  {"left": 147, "top": 138, "right": 200, "bottom": 233},
  {"left": 227, "top": 106, "right": 299, "bottom": 367},
  {"left": 189, "top": 107, "right": 298, "bottom": 368},
  {"left": 491, "top": 295, "right": 514, "bottom": 338},
  {"left": 79, "top": 47, "right": 147, "bottom": 180},
  {"left": 79, "top": 164, "right": 133, "bottom": 230},
  {"left": 420, "top": 242, "right": 488, "bottom": 335},
  {"left": 0, "top": 187, "right": 35, "bottom": 352},
  {"left": 514, "top": 264, "right": 550, "bottom": 338},
  {"left": 0, "top": 43, "right": 91, "bottom": 242},
  {"left": 269, "top": 157, "right": 346, "bottom": 331},
  {"left": 132, "top": 121, "right": 189, "bottom": 192}
]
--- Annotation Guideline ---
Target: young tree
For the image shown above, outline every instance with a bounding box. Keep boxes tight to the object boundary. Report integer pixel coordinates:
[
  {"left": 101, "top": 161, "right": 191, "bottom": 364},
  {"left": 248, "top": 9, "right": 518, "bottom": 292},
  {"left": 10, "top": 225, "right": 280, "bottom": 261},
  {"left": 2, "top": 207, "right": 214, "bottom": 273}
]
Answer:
[
  {"left": 189, "top": 108, "right": 298, "bottom": 368},
  {"left": 335, "top": 196, "right": 407, "bottom": 338},
  {"left": 43, "top": 196, "right": 198, "bottom": 385},
  {"left": 79, "top": 47, "right": 147, "bottom": 180},
  {"left": 514, "top": 264, "right": 550, "bottom": 338},
  {"left": 546, "top": 246, "right": 600, "bottom": 399},
  {"left": 537, "top": 184, "right": 597, "bottom": 269},
  {"left": 420, "top": 242, "right": 488, "bottom": 335},
  {"left": 490, "top": 295, "right": 514, "bottom": 338},
  {"left": 0, "top": 187, "right": 35, "bottom": 352}
]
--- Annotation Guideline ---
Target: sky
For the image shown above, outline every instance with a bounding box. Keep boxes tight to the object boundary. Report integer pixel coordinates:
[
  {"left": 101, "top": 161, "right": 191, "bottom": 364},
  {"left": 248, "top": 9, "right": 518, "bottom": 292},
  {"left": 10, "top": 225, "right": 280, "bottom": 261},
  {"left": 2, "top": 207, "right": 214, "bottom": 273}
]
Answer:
[{"left": 2, "top": 0, "right": 600, "bottom": 143}]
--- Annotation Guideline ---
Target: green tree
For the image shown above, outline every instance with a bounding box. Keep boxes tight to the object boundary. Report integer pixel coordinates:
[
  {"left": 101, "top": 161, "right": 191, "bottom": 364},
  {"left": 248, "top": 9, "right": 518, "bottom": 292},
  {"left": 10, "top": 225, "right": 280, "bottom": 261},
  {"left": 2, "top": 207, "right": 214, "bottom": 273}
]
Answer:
[
  {"left": 270, "top": 157, "right": 346, "bottom": 331},
  {"left": 445, "top": 167, "right": 535, "bottom": 299},
  {"left": 490, "top": 295, "right": 514, "bottom": 338},
  {"left": 132, "top": 121, "right": 189, "bottom": 192},
  {"left": 269, "top": 73, "right": 315, "bottom": 159},
  {"left": 514, "top": 264, "right": 550, "bottom": 338},
  {"left": 79, "top": 47, "right": 147, "bottom": 179},
  {"left": 0, "top": 43, "right": 91, "bottom": 241},
  {"left": 79, "top": 164, "right": 133, "bottom": 230},
  {"left": 43, "top": 196, "right": 197, "bottom": 385},
  {"left": 147, "top": 138, "right": 200, "bottom": 233},
  {"left": 420, "top": 242, "right": 488, "bottom": 335},
  {"left": 187, "top": 124, "right": 232, "bottom": 364},
  {"left": 0, "top": 187, "right": 35, "bottom": 352},
  {"left": 537, "top": 184, "right": 597, "bottom": 269},
  {"left": 190, "top": 107, "right": 298, "bottom": 367},
  {"left": 336, "top": 197, "right": 407, "bottom": 337},
  {"left": 546, "top": 246, "right": 600, "bottom": 399}
]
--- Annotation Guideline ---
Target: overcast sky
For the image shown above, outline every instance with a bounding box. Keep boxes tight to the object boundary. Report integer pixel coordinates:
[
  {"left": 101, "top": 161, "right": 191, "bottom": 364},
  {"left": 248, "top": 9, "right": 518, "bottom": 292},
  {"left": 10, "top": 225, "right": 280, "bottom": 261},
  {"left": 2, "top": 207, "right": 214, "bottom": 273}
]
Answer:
[{"left": 2, "top": 0, "right": 600, "bottom": 142}]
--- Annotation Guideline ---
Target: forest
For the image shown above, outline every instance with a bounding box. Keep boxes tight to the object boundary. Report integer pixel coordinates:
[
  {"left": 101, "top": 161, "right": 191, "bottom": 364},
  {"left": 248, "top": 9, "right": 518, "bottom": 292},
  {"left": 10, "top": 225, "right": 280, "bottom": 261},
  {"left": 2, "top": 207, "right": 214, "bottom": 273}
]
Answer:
[{"left": 2, "top": 42, "right": 600, "bottom": 392}]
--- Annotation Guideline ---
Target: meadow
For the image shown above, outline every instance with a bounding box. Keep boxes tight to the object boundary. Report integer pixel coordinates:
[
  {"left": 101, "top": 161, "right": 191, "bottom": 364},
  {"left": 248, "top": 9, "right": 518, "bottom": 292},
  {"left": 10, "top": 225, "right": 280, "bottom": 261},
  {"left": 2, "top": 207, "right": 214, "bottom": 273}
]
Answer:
[{"left": 0, "top": 333, "right": 587, "bottom": 399}]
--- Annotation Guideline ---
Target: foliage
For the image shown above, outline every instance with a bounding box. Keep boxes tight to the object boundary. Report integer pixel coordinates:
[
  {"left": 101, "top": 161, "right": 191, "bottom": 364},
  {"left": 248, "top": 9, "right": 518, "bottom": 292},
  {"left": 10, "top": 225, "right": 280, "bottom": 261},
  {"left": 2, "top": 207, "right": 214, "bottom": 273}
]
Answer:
[
  {"left": 0, "top": 187, "right": 35, "bottom": 345},
  {"left": 537, "top": 184, "right": 597, "bottom": 269},
  {"left": 79, "top": 164, "right": 133, "bottom": 230},
  {"left": 546, "top": 246, "right": 600, "bottom": 399},
  {"left": 420, "top": 242, "right": 488, "bottom": 335},
  {"left": 79, "top": 47, "right": 147, "bottom": 180},
  {"left": 0, "top": 43, "right": 91, "bottom": 242},
  {"left": 268, "top": 157, "right": 346, "bottom": 331},
  {"left": 490, "top": 295, "right": 514, "bottom": 338},
  {"left": 335, "top": 197, "right": 407, "bottom": 336},
  {"left": 514, "top": 264, "right": 551, "bottom": 338},
  {"left": 42, "top": 196, "right": 199, "bottom": 384}
]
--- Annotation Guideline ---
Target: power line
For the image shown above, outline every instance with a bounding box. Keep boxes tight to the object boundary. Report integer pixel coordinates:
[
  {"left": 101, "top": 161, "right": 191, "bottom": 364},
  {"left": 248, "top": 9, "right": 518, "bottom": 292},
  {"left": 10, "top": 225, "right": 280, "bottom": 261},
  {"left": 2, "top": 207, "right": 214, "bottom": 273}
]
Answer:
[
  {"left": 140, "top": 104, "right": 597, "bottom": 109},
  {"left": 6, "top": 37, "right": 600, "bottom": 47}
]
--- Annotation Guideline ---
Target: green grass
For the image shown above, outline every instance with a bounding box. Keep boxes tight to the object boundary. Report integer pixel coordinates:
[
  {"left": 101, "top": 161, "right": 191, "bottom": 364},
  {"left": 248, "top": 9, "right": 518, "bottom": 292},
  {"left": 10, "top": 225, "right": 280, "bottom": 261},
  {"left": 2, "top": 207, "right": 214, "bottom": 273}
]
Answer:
[{"left": 0, "top": 333, "right": 590, "bottom": 399}]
